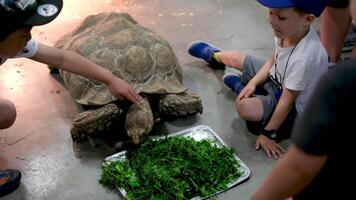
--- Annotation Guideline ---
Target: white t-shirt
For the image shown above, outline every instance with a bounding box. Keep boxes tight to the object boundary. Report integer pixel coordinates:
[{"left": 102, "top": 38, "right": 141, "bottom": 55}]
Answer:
[
  {"left": 0, "top": 39, "right": 39, "bottom": 65},
  {"left": 269, "top": 28, "right": 329, "bottom": 114}
]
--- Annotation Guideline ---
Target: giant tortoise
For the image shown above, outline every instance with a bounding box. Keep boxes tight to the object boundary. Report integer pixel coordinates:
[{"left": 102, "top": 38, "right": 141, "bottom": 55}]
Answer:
[{"left": 54, "top": 12, "right": 203, "bottom": 144}]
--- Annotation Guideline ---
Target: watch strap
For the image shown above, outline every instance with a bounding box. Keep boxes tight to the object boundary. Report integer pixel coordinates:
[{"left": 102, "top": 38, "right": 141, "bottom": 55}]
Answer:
[{"left": 261, "top": 129, "right": 277, "bottom": 140}]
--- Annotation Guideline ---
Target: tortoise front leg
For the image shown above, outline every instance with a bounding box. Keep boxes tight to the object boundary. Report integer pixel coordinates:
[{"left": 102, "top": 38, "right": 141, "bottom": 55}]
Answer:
[
  {"left": 125, "top": 97, "right": 154, "bottom": 144},
  {"left": 70, "top": 103, "right": 123, "bottom": 142}
]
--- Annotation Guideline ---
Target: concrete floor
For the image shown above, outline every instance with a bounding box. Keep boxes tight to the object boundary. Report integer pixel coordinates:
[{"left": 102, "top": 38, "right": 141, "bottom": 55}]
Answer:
[{"left": 0, "top": 0, "right": 306, "bottom": 199}]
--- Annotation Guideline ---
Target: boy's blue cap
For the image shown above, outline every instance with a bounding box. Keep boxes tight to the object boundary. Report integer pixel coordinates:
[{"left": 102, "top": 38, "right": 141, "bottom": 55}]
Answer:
[
  {"left": 0, "top": 0, "right": 63, "bottom": 26},
  {"left": 257, "top": 0, "right": 329, "bottom": 17}
]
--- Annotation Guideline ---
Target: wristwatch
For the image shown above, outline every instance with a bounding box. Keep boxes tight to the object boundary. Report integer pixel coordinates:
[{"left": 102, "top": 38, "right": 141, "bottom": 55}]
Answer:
[{"left": 261, "top": 129, "right": 277, "bottom": 140}]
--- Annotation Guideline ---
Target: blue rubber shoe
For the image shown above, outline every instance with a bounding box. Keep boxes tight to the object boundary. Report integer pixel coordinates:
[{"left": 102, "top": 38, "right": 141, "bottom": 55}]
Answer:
[
  {"left": 0, "top": 169, "right": 21, "bottom": 197},
  {"left": 223, "top": 73, "right": 244, "bottom": 94},
  {"left": 188, "top": 41, "right": 225, "bottom": 69}
]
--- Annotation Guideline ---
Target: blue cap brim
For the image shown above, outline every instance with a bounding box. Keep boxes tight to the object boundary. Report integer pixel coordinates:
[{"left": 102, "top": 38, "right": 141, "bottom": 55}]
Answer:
[{"left": 257, "top": 0, "right": 296, "bottom": 8}]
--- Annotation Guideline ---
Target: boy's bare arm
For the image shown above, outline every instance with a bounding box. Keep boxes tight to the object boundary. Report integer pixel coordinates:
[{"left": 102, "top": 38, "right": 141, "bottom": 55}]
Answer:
[
  {"left": 255, "top": 88, "right": 299, "bottom": 159},
  {"left": 30, "top": 43, "right": 142, "bottom": 105},
  {"left": 32, "top": 43, "right": 113, "bottom": 84},
  {"left": 264, "top": 88, "right": 300, "bottom": 131},
  {"left": 249, "top": 56, "right": 274, "bottom": 86}
]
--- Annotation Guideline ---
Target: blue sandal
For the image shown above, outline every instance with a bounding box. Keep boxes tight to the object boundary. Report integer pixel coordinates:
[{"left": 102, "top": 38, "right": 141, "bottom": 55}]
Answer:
[
  {"left": 188, "top": 40, "right": 225, "bottom": 69},
  {"left": 223, "top": 73, "right": 244, "bottom": 94},
  {"left": 0, "top": 169, "right": 21, "bottom": 197}
]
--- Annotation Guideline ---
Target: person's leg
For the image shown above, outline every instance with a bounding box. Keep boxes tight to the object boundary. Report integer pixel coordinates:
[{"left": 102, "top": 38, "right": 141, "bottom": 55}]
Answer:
[
  {"left": 0, "top": 100, "right": 20, "bottom": 197},
  {"left": 188, "top": 41, "right": 269, "bottom": 120},
  {"left": 233, "top": 55, "right": 270, "bottom": 122},
  {"left": 0, "top": 99, "right": 16, "bottom": 129},
  {"left": 236, "top": 85, "right": 278, "bottom": 123},
  {"left": 188, "top": 41, "right": 248, "bottom": 70},
  {"left": 320, "top": 3, "right": 352, "bottom": 63},
  {"left": 223, "top": 54, "right": 266, "bottom": 95},
  {"left": 235, "top": 97, "right": 264, "bottom": 121},
  {"left": 237, "top": 85, "right": 279, "bottom": 135},
  {"left": 215, "top": 50, "right": 246, "bottom": 71},
  {"left": 188, "top": 41, "right": 225, "bottom": 69}
]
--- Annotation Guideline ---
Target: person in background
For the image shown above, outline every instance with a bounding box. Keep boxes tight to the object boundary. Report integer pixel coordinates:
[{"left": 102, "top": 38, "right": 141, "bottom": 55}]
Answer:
[
  {"left": 188, "top": 0, "right": 329, "bottom": 159},
  {"left": 320, "top": 0, "right": 356, "bottom": 64},
  {"left": 252, "top": 1, "right": 356, "bottom": 198},
  {"left": 0, "top": 0, "right": 142, "bottom": 197}
]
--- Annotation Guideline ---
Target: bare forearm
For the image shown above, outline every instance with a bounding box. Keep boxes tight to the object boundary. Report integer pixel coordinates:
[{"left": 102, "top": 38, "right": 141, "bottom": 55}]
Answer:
[
  {"left": 250, "top": 57, "right": 273, "bottom": 86},
  {"left": 264, "top": 96, "right": 293, "bottom": 131},
  {"left": 252, "top": 154, "right": 306, "bottom": 199},
  {"left": 32, "top": 43, "right": 142, "bottom": 105},
  {"left": 59, "top": 50, "right": 114, "bottom": 84},
  {"left": 264, "top": 88, "right": 299, "bottom": 131},
  {"left": 252, "top": 145, "right": 327, "bottom": 200},
  {"left": 32, "top": 43, "right": 115, "bottom": 85}
]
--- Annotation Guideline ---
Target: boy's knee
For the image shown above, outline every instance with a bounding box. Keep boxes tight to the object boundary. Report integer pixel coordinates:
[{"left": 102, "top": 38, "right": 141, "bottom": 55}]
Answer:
[
  {"left": 235, "top": 98, "right": 263, "bottom": 121},
  {"left": 235, "top": 98, "right": 249, "bottom": 119},
  {"left": 0, "top": 99, "right": 17, "bottom": 129}
]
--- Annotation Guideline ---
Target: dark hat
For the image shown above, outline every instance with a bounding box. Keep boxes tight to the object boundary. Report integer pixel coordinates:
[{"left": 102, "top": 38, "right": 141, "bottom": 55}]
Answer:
[
  {"left": 0, "top": 0, "right": 63, "bottom": 26},
  {"left": 257, "top": 0, "right": 330, "bottom": 17}
]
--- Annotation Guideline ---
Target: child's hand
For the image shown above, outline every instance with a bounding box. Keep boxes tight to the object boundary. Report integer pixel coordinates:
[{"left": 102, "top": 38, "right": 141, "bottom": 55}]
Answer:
[
  {"left": 106, "top": 77, "right": 143, "bottom": 105},
  {"left": 238, "top": 82, "right": 256, "bottom": 101},
  {"left": 255, "top": 135, "right": 285, "bottom": 159}
]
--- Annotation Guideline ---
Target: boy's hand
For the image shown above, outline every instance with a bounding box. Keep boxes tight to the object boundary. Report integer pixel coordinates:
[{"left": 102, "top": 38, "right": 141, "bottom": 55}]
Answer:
[
  {"left": 106, "top": 77, "right": 143, "bottom": 105},
  {"left": 255, "top": 135, "right": 285, "bottom": 159},
  {"left": 238, "top": 82, "right": 256, "bottom": 101}
]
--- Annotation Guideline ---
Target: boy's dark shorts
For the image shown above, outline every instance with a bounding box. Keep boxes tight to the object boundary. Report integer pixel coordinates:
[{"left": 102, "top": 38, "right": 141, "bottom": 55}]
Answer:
[
  {"left": 240, "top": 55, "right": 297, "bottom": 139},
  {"left": 328, "top": 0, "right": 349, "bottom": 8}
]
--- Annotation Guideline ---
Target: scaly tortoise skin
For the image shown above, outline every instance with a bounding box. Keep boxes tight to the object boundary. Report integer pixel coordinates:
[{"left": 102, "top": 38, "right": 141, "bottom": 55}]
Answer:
[{"left": 55, "top": 12, "right": 203, "bottom": 144}]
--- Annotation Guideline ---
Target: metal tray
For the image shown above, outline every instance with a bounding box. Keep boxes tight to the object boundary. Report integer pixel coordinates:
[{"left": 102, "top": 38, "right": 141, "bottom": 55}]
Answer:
[{"left": 104, "top": 125, "right": 251, "bottom": 199}]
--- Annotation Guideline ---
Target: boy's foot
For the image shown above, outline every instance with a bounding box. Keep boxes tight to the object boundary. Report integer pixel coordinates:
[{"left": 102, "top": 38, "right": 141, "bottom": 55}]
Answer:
[
  {"left": 223, "top": 73, "right": 244, "bottom": 94},
  {"left": 188, "top": 41, "right": 225, "bottom": 69},
  {"left": 0, "top": 169, "right": 22, "bottom": 197}
]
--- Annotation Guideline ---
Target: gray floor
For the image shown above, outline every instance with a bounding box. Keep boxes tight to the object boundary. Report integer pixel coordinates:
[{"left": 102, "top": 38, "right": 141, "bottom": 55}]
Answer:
[{"left": 0, "top": 0, "right": 314, "bottom": 199}]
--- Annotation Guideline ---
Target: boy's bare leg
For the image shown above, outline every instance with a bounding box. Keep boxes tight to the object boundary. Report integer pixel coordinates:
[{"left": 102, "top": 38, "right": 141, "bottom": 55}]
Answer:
[
  {"left": 235, "top": 97, "right": 264, "bottom": 122},
  {"left": 216, "top": 50, "right": 246, "bottom": 71},
  {"left": 0, "top": 99, "right": 17, "bottom": 129},
  {"left": 218, "top": 51, "right": 264, "bottom": 118}
]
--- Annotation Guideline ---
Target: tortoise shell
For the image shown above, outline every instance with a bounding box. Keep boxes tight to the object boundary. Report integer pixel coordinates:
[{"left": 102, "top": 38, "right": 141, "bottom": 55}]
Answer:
[{"left": 56, "top": 12, "right": 187, "bottom": 105}]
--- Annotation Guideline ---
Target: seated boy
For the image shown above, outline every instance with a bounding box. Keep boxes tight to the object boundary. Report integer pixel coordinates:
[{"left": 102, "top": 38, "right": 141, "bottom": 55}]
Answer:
[{"left": 188, "top": 0, "right": 329, "bottom": 159}]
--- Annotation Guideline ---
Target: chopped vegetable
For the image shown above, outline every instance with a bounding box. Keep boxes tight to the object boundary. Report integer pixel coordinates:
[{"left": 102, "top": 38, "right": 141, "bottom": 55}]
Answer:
[{"left": 100, "top": 136, "right": 243, "bottom": 200}]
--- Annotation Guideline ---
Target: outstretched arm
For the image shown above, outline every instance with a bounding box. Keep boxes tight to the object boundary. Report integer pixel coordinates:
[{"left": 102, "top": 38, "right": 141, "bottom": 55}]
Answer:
[
  {"left": 31, "top": 43, "right": 142, "bottom": 105},
  {"left": 252, "top": 144, "right": 327, "bottom": 200}
]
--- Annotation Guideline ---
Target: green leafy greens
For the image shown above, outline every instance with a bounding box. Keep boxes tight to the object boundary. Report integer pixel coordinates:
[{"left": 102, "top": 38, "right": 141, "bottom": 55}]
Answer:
[{"left": 100, "top": 136, "right": 243, "bottom": 200}]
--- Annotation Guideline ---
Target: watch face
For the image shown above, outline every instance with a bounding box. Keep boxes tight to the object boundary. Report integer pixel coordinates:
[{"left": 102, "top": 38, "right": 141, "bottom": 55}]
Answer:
[{"left": 270, "top": 132, "right": 277, "bottom": 139}]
